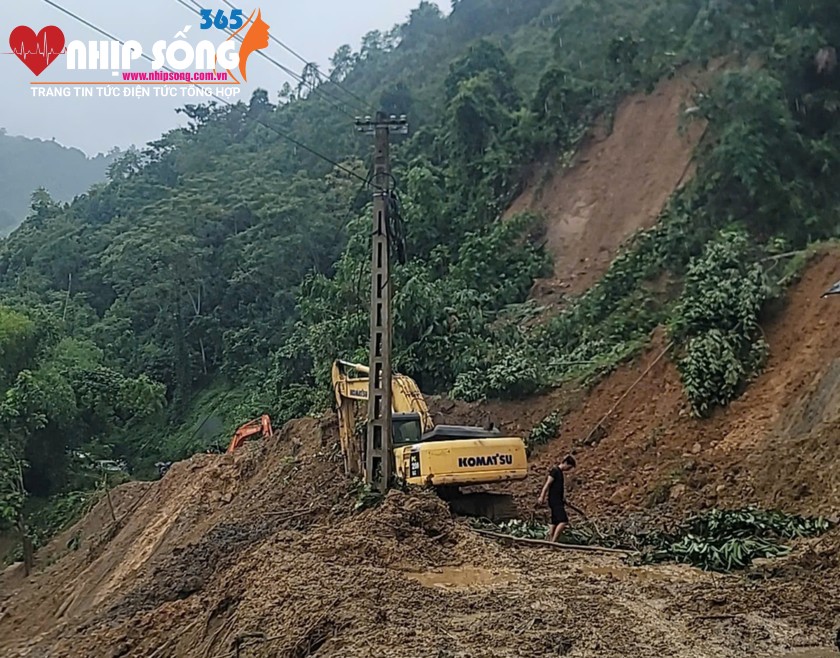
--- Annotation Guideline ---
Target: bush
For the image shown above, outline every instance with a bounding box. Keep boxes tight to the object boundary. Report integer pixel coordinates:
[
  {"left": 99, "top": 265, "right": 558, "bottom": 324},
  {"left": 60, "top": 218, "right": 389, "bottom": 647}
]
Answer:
[
  {"left": 669, "top": 230, "right": 773, "bottom": 416},
  {"left": 452, "top": 348, "right": 548, "bottom": 402},
  {"left": 526, "top": 412, "right": 562, "bottom": 454}
]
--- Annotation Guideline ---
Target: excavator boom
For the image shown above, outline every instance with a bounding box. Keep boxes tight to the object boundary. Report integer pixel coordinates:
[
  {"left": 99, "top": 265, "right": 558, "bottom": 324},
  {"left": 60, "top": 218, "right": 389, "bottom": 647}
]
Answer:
[
  {"left": 332, "top": 360, "right": 433, "bottom": 430},
  {"left": 331, "top": 359, "right": 527, "bottom": 520},
  {"left": 227, "top": 414, "right": 273, "bottom": 454}
]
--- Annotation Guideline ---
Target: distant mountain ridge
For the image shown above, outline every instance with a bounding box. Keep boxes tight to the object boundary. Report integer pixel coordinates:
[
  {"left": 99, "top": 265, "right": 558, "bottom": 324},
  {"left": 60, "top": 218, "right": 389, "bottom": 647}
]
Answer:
[{"left": 0, "top": 130, "right": 118, "bottom": 235}]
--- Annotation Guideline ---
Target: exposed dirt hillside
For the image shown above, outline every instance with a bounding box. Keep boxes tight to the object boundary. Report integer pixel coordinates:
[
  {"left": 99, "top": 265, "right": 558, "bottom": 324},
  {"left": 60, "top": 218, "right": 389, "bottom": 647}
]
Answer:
[
  {"left": 508, "top": 73, "right": 707, "bottom": 300},
  {"left": 2, "top": 416, "right": 839, "bottom": 657},
  {"left": 439, "top": 248, "right": 840, "bottom": 523},
  {"left": 5, "top": 64, "right": 840, "bottom": 656}
]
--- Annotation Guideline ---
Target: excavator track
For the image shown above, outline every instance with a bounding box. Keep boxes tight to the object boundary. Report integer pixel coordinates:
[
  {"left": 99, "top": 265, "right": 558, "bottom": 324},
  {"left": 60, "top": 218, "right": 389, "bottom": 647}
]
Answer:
[{"left": 437, "top": 489, "right": 519, "bottom": 522}]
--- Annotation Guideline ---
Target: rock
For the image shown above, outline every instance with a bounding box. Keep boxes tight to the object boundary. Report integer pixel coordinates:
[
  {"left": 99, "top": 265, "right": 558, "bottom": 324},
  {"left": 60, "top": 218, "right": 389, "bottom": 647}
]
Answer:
[
  {"left": 2, "top": 562, "right": 24, "bottom": 578},
  {"left": 610, "top": 485, "right": 633, "bottom": 505},
  {"left": 109, "top": 642, "right": 132, "bottom": 658},
  {"left": 716, "top": 484, "right": 726, "bottom": 494},
  {"left": 709, "top": 593, "right": 728, "bottom": 606},
  {"left": 692, "top": 442, "right": 702, "bottom": 454},
  {"left": 669, "top": 483, "right": 687, "bottom": 501},
  {"left": 221, "top": 493, "right": 233, "bottom": 504}
]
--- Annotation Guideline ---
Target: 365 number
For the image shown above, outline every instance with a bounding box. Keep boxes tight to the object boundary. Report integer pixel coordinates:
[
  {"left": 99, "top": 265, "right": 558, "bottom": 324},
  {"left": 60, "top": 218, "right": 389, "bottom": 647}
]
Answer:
[{"left": 199, "top": 9, "right": 244, "bottom": 30}]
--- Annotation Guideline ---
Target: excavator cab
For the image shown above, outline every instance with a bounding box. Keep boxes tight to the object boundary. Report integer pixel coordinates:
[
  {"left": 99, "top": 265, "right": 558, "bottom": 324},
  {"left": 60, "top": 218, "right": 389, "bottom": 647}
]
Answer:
[
  {"left": 393, "top": 414, "right": 503, "bottom": 448},
  {"left": 393, "top": 412, "right": 424, "bottom": 447}
]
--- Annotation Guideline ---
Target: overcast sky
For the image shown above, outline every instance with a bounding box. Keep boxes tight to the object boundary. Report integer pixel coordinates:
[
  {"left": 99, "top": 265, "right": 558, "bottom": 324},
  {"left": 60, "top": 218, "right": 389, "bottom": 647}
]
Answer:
[{"left": 1, "top": 1, "right": 444, "bottom": 156}]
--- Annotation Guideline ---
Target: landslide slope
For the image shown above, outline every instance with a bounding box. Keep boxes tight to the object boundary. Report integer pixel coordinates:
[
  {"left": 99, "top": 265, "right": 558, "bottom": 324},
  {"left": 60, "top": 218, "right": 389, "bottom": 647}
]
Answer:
[
  {"left": 508, "top": 71, "right": 708, "bottom": 300},
  {"left": 440, "top": 248, "right": 840, "bottom": 521},
  {"left": 2, "top": 416, "right": 840, "bottom": 657}
]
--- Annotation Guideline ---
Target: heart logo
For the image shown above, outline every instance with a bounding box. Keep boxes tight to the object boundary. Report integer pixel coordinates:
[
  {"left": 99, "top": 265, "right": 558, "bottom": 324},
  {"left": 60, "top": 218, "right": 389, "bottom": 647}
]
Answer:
[{"left": 9, "top": 25, "right": 65, "bottom": 77}]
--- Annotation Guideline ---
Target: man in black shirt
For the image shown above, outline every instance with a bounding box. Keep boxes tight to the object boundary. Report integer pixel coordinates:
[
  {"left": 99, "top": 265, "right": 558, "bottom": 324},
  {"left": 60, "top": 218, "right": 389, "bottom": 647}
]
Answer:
[{"left": 538, "top": 454, "right": 577, "bottom": 542}]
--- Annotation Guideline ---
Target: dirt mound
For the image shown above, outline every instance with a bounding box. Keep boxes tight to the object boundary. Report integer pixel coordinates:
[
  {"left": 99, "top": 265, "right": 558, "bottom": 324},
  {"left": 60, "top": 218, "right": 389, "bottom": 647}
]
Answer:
[
  {"left": 0, "top": 417, "right": 343, "bottom": 649},
  {"left": 507, "top": 72, "right": 707, "bottom": 300},
  {"left": 3, "top": 396, "right": 840, "bottom": 656},
  {"left": 437, "top": 249, "right": 840, "bottom": 523}
]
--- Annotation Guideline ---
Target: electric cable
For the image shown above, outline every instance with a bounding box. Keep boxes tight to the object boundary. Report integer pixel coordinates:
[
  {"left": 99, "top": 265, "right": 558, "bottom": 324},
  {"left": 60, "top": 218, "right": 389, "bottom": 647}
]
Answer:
[
  {"left": 39, "top": 0, "right": 377, "bottom": 188},
  {"left": 183, "top": 0, "right": 363, "bottom": 116},
  {"left": 386, "top": 189, "right": 407, "bottom": 264},
  {"left": 175, "top": 0, "right": 361, "bottom": 118},
  {"left": 218, "top": 0, "right": 376, "bottom": 113}
]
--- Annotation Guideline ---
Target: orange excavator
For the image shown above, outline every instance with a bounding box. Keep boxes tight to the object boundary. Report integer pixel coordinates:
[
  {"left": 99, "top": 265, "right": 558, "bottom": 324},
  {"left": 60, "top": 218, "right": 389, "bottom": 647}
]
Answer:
[{"left": 226, "top": 415, "right": 273, "bottom": 453}]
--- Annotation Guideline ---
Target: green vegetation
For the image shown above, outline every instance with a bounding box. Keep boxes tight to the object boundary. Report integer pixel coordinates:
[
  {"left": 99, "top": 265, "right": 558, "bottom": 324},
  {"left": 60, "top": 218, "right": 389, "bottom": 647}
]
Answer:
[
  {"left": 0, "top": 304, "right": 163, "bottom": 533},
  {"left": 2, "top": 0, "right": 840, "bottom": 547},
  {"left": 669, "top": 230, "right": 773, "bottom": 416},
  {"left": 525, "top": 412, "right": 562, "bottom": 454},
  {"left": 0, "top": 130, "right": 117, "bottom": 235},
  {"left": 479, "top": 508, "right": 833, "bottom": 572}
]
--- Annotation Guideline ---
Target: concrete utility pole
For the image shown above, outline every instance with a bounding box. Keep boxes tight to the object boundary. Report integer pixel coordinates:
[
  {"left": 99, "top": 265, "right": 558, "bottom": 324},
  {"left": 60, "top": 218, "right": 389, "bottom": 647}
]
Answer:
[{"left": 355, "top": 112, "right": 408, "bottom": 493}]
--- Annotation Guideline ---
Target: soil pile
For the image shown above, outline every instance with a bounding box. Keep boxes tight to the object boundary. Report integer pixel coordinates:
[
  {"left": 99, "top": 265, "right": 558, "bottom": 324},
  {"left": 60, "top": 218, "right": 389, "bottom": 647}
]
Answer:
[
  {"left": 438, "top": 249, "right": 840, "bottom": 522},
  {"left": 2, "top": 410, "right": 839, "bottom": 656}
]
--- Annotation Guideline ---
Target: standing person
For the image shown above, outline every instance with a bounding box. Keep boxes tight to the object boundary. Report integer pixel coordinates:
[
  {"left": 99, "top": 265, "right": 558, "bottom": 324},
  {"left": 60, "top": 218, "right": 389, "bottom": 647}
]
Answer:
[{"left": 538, "top": 455, "right": 577, "bottom": 542}]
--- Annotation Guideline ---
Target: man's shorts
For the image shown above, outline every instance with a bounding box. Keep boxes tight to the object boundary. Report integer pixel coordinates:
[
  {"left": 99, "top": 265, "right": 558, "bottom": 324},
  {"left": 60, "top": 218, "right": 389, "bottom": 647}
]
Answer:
[{"left": 550, "top": 503, "right": 569, "bottom": 525}]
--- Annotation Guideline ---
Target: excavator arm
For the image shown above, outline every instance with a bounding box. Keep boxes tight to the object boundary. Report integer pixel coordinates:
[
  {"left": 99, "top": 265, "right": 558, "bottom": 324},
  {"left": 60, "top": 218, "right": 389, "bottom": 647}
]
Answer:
[
  {"left": 331, "top": 360, "right": 434, "bottom": 476},
  {"left": 331, "top": 361, "right": 365, "bottom": 475},
  {"left": 331, "top": 360, "right": 434, "bottom": 429},
  {"left": 227, "top": 414, "right": 273, "bottom": 454}
]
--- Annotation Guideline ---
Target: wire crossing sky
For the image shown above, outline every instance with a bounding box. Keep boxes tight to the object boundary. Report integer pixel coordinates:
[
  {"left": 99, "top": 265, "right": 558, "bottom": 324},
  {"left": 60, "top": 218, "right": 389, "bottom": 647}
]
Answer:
[{"left": 0, "top": 0, "right": 444, "bottom": 155}]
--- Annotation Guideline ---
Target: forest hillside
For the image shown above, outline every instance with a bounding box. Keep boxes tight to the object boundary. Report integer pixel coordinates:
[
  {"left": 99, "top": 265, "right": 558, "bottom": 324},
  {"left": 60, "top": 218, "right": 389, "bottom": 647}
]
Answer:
[
  {"left": 1, "top": 0, "right": 839, "bottom": 553},
  {"left": 0, "top": 131, "right": 117, "bottom": 235}
]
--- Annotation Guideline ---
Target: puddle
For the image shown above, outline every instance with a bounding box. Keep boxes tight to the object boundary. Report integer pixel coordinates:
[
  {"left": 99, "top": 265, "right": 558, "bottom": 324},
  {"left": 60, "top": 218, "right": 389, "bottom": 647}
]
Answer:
[
  {"left": 581, "top": 565, "right": 664, "bottom": 583},
  {"left": 404, "top": 566, "right": 515, "bottom": 590},
  {"left": 777, "top": 650, "right": 837, "bottom": 658}
]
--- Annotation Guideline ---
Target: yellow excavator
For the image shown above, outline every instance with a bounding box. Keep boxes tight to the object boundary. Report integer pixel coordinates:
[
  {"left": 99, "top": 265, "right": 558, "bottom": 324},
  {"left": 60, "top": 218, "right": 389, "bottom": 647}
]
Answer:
[{"left": 331, "top": 359, "right": 528, "bottom": 520}]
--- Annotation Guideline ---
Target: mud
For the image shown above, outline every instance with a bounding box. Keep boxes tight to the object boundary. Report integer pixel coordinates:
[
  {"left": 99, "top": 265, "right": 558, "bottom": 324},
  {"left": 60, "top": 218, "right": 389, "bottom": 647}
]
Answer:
[
  {"left": 1, "top": 412, "right": 838, "bottom": 657},
  {"left": 405, "top": 565, "right": 517, "bottom": 589}
]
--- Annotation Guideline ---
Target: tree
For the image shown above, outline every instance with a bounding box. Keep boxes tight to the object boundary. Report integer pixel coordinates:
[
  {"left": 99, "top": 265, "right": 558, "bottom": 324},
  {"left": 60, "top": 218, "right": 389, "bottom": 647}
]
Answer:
[
  {"left": 360, "top": 30, "right": 385, "bottom": 60},
  {"left": 531, "top": 66, "right": 595, "bottom": 148},
  {"left": 329, "top": 45, "right": 355, "bottom": 82},
  {"left": 380, "top": 81, "right": 413, "bottom": 117},
  {"left": 0, "top": 442, "right": 25, "bottom": 529},
  {"left": 444, "top": 39, "right": 519, "bottom": 108}
]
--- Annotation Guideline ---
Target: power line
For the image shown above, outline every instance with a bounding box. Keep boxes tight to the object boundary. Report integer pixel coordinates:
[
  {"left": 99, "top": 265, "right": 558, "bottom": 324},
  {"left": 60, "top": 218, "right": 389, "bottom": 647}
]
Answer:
[
  {"left": 218, "top": 0, "right": 375, "bottom": 113},
  {"left": 183, "top": 0, "right": 364, "bottom": 115},
  {"left": 38, "top": 0, "right": 375, "bottom": 188},
  {"left": 175, "top": 0, "right": 364, "bottom": 118},
  {"left": 41, "top": 0, "right": 156, "bottom": 69}
]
